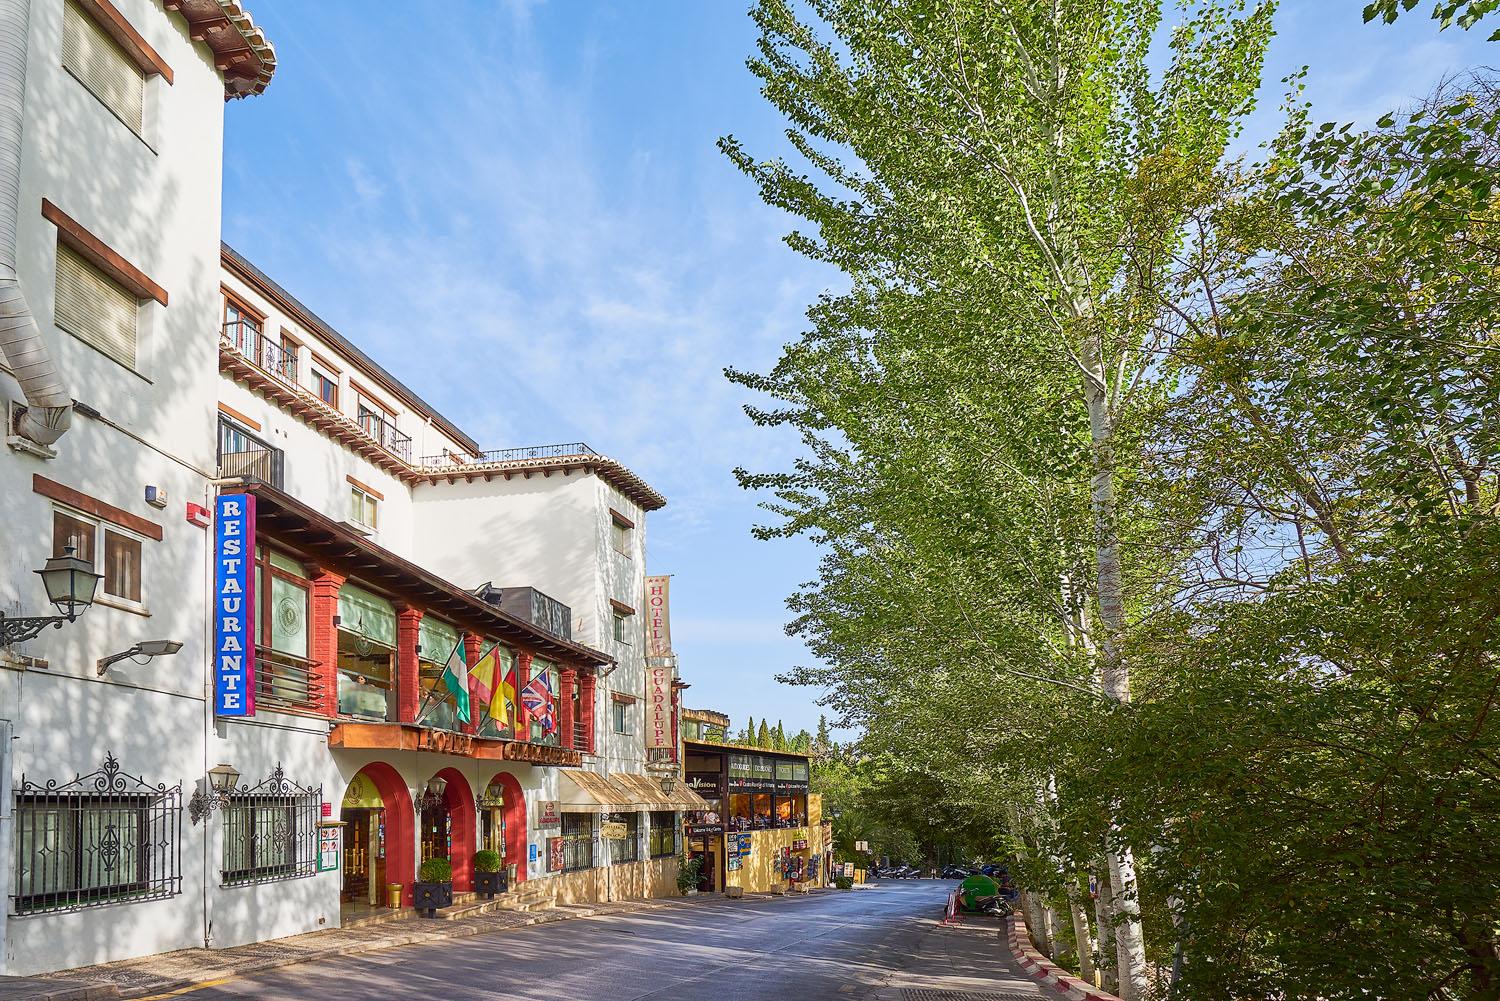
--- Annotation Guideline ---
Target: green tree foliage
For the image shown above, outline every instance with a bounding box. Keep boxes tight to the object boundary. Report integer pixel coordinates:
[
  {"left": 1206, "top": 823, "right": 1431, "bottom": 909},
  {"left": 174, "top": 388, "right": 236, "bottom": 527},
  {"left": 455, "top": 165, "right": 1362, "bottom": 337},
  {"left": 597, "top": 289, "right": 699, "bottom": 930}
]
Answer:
[
  {"left": 756, "top": 719, "right": 771, "bottom": 748},
  {"left": 723, "top": 1, "right": 1500, "bottom": 997}
]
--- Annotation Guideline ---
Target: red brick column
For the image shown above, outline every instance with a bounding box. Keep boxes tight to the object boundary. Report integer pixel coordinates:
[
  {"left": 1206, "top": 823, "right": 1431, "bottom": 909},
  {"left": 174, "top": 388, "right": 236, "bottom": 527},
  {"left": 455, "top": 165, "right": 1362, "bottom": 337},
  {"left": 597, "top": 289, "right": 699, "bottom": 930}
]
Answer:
[
  {"left": 462, "top": 634, "right": 482, "bottom": 734},
  {"left": 515, "top": 651, "right": 533, "bottom": 737},
  {"left": 394, "top": 605, "right": 423, "bottom": 724},
  {"left": 309, "top": 569, "right": 345, "bottom": 717},
  {"left": 558, "top": 668, "right": 577, "bottom": 750},
  {"left": 579, "top": 671, "right": 597, "bottom": 754}
]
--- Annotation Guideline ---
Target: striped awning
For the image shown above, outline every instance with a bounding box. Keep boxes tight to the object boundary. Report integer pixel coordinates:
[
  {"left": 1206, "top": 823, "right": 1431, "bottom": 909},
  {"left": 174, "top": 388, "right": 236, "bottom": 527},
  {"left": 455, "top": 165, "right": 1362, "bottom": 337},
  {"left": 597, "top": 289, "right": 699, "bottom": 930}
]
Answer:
[
  {"left": 610, "top": 772, "right": 711, "bottom": 811},
  {"left": 556, "top": 770, "right": 636, "bottom": 813}
]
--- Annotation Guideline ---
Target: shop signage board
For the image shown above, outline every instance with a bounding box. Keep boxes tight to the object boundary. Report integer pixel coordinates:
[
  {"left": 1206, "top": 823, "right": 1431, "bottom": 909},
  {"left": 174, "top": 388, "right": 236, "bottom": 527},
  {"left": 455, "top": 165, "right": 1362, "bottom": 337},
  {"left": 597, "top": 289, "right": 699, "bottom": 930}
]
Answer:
[
  {"left": 737, "top": 833, "right": 752, "bottom": 855},
  {"left": 537, "top": 800, "right": 561, "bottom": 827},
  {"left": 855, "top": 840, "right": 869, "bottom": 852},
  {"left": 686, "top": 823, "right": 724, "bottom": 837},
  {"left": 212, "top": 493, "right": 256, "bottom": 717},
  {"left": 600, "top": 822, "right": 628, "bottom": 840},
  {"left": 645, "top": 575, "right": 672, "bottom": 657},
  {"left": 547, "top": 837, "right": 565, "bottom": 873},
  {"left": 645, "top": 664, "right": 675, "bottom": 749},
  {"left": 317, "top": 825, "right": 340, "bottom": 872}
]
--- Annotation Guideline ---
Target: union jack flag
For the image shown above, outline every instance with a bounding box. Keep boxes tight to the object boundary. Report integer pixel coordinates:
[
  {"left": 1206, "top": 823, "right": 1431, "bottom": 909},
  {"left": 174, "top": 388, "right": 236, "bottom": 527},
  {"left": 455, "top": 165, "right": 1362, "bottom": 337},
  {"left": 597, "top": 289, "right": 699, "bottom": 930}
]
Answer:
[{"left": 521, "top": 669, "right": 555, "bottom": 734}]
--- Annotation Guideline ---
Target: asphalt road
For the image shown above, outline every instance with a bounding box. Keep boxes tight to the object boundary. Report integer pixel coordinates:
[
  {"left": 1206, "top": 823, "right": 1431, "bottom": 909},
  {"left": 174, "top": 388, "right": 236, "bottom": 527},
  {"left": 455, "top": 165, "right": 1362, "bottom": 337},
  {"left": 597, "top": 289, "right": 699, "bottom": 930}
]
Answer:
[{"left": 187, "top": 881, "right": 1044, "bottom": 1001}]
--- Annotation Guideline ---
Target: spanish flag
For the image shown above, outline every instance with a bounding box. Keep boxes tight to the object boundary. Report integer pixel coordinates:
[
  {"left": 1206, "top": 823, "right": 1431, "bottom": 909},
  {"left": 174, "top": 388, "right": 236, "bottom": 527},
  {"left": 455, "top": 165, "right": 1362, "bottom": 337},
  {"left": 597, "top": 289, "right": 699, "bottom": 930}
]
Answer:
[{"left": 468, "top": 643, "right": 509, "bottom": 728}]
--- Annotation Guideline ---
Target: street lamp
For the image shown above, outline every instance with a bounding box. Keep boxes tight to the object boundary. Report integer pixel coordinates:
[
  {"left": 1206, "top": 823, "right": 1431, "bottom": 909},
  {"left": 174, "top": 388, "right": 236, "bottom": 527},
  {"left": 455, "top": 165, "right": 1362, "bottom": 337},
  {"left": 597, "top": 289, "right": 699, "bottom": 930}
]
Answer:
[
  {"left": 189, "top": 762, "right": 242, "bottom": 824},
  {"left": 96, "top": 639, "right": 184, "bottom": 676},
  {"left": 0, "top": 546, "right": 102, "bottom": 646},
  {"left": 417, "top": 775, "right": 448, "bottom": 812}
]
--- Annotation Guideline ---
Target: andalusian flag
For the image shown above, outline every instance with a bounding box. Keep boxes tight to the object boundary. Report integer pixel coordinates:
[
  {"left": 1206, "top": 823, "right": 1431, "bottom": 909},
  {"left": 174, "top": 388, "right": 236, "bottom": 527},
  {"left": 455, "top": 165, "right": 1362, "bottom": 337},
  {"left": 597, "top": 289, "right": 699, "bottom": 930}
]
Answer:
[
  {"left": 467, "top": 642, "right": 502, "bottom": 725},
  {"left": 441, "top": 639, "right": 472, "bottom": 724}
]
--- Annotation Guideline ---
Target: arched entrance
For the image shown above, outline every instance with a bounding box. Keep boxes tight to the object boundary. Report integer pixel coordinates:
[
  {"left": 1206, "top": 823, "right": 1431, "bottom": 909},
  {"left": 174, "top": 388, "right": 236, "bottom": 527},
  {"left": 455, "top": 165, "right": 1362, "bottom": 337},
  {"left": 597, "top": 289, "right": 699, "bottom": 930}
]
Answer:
[
  {"left": 482, "top": 771, "right": 528, "bottom": 884},
  {"left": 419, "top": 767, "right": 477, "bottom": 892},
  {"left": 341, "top": 763, "right": 414, "bottom": 909}
]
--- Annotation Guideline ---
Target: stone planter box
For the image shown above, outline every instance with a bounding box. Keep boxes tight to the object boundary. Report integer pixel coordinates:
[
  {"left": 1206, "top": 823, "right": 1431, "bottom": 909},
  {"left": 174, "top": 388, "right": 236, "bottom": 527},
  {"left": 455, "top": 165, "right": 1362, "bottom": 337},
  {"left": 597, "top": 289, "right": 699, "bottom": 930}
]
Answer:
[
  {"left": 413, "top": 881, "right": 453, "bottom": 918},
  {"left": 474, "top": 869, "right": 508, "bottom": 900}
]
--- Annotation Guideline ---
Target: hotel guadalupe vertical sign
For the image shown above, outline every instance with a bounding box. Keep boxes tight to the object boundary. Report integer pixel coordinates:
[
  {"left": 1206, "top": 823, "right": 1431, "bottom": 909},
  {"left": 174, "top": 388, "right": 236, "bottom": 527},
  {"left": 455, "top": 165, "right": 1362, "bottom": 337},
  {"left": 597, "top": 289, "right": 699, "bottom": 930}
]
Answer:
[
  {"left": 646, "top": 663, "right": 675, "bottom": 749},
  {"left": 214, "top": 494, "right": 256, "bottom": 716},
  {"left": 645, "top": 575, "right": 671, "bottom": 658}
]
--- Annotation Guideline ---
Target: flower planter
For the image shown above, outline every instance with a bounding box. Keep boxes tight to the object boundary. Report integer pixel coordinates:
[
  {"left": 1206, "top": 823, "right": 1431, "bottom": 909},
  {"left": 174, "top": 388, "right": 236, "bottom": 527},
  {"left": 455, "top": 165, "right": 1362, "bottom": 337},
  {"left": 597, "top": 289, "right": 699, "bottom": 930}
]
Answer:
[
  {"left": 474, "top": 868, "right": 508, "bottom": 900},
  {"left": 412, "top": 881, "right": 453, "bottom": 918}
]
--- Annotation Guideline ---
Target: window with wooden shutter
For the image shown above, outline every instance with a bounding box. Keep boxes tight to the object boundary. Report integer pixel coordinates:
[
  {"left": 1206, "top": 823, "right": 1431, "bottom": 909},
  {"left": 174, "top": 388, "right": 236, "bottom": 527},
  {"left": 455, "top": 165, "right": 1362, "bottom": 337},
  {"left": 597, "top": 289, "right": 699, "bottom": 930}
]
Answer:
[
  {"left": 54, "top": 244, "right": 139, "bottom": 370},
  {"left": 62, "top": 0, "right": 145, "bottom": 135}
]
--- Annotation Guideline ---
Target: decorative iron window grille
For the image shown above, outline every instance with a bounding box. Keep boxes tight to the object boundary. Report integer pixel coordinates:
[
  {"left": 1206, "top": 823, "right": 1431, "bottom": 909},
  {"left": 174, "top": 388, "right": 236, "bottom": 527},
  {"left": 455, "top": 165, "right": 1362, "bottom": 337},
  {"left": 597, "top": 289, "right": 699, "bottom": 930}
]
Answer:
[
  {"left": 648, "top": 811, "right": 677, "bottom": 859},
  {"left": 560, "top": 813, "right": 594, "bottom": 872},
  {"left": 13, "top": 753, "right": 182, "bottom": 915},
  {"left": 221, "top": 764, "right": 321, "bottom": 886},
  {"left": 607, "top": 811, "right": 639, "bottom": 864}
]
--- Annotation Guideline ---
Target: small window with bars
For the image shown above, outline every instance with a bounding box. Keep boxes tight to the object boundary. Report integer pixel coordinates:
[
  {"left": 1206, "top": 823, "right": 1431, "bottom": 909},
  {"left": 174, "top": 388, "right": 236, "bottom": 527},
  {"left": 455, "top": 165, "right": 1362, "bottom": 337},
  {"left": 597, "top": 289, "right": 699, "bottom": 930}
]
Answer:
[
  {"left": 648, "top": 811, "right": 677, "bottom": 858},
  {"left": 560, "top": 813, "right": 594, "bottom": 872},
  {"left": 221, "top": 766, "right": 321, "bottom": 886},
  {"left": 13, "top": 754, "right": 182, "bottom": 914},
  {"left": 61, "top": 0, "right": 146, "bottom": 137},
  {"left": 608, "top": 812, "right": 639, "bottom": 864},
  {"left": 54, "top": 244, "right": 139, "bottom": 371}
]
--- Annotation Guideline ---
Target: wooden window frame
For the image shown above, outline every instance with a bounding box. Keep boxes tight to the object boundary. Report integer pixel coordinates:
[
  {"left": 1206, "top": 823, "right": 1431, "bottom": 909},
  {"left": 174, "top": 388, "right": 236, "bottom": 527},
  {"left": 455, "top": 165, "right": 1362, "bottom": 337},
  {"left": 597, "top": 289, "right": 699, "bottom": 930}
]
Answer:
[
  {"left": 71, "top": 0, "right": 173, "bottom": 83},
  {"left": 44, "top": 200, "right": 166, "bottom": 306}
]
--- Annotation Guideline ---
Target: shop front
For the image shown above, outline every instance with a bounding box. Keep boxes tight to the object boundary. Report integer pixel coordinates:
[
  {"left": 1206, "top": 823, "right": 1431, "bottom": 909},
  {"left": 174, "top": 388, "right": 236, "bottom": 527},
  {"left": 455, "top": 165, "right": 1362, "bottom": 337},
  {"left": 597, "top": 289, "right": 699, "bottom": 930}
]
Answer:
[{"left": 339, "top": 763, "right": 414, "bottom": 913}]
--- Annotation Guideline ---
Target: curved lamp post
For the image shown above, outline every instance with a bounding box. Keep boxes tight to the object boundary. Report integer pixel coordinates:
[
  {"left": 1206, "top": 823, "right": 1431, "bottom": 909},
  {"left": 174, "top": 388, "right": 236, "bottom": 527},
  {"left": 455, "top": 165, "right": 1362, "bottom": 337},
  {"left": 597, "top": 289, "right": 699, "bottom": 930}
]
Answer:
[{"left": 0, "top": 545, "right": 102, "bottom": 646}]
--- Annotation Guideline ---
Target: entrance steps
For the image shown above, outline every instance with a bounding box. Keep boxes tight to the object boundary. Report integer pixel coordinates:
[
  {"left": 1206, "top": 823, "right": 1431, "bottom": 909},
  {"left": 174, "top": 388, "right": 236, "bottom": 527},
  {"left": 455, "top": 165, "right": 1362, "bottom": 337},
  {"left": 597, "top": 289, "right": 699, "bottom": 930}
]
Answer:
[{"left": 340, "top": 881, "right": 556, "bottom": 928}]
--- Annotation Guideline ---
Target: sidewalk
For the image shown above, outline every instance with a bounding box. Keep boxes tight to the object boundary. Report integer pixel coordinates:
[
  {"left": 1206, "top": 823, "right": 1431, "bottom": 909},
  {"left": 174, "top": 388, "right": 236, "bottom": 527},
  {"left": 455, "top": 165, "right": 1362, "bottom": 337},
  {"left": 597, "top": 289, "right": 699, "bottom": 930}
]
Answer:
[
  {"left": 871, "top": 911, "right": 1048, "bottom": 1000},
  {"left": 4, "top": 894, "right": 711, "bottom": 1001}
]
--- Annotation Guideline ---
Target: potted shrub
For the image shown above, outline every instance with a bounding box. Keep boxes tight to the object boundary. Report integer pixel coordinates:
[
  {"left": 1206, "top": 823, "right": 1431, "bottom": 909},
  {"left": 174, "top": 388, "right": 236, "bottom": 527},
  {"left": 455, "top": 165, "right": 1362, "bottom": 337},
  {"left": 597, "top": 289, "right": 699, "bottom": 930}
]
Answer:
[
  {"left": 413, "top": 857, "right": 454, "bottom": 918},
  {"left": 473, "top": 849, "right": 507, "bottom": 899},
  {"left": 834, "top": 875, "right": 854, "bottom": 890},
  {"left": 676, "top": 853, "right": 703, "bottom": 896}
]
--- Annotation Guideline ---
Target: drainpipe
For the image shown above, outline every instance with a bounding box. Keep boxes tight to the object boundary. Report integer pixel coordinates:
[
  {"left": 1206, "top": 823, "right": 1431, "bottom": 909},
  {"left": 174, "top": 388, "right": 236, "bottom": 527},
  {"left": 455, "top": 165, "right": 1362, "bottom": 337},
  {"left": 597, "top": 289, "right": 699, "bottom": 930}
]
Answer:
[{"left": 0, "top": 0, "right": 72, "bottom": 446}]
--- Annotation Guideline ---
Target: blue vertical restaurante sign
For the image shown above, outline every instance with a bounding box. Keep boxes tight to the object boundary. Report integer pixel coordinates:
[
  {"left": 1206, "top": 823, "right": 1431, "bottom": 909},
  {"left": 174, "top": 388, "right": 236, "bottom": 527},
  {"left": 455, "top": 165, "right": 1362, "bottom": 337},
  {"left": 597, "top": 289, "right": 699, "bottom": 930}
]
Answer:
[{"left": 214, "top": 493, "right": 256, "bottom": 716}]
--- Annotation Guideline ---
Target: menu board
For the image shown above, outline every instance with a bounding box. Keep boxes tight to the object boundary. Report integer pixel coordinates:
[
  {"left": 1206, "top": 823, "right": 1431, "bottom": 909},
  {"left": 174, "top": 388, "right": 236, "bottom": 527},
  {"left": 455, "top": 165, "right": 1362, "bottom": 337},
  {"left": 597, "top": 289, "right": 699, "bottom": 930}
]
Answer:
[{"left": 547, "top": 837, "right": 565, "bottom": 873}]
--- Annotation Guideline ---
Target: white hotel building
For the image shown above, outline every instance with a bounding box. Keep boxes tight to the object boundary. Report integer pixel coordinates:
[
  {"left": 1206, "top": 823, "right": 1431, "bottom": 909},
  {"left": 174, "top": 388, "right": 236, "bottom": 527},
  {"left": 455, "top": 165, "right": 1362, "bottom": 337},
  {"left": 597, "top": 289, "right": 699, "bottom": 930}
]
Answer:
[{"left": 0, "top": 0, "right": 698, "bottom": 976}]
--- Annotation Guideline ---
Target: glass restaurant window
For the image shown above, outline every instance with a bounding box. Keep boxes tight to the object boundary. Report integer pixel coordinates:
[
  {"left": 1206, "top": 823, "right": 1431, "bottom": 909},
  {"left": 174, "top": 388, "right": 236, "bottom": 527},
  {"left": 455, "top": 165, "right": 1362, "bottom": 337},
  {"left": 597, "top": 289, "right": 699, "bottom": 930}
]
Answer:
[
  {"left": 417, "top": 616, "right": 462, "bottom": 732},
  {"left": 254, "top": 549, "right": 313, "bottom": 712},
  {"left": 608, "top": 813, "right": 639, "bottom": 864},
  {"left": 336, "top": 584, "right": 396, "bottom": 721},
  {"left": 649, "top": 812, "right": 676, "bottom": 858},
  {"left": 561, "top": 813, "right": 593, "bottom": 871}
]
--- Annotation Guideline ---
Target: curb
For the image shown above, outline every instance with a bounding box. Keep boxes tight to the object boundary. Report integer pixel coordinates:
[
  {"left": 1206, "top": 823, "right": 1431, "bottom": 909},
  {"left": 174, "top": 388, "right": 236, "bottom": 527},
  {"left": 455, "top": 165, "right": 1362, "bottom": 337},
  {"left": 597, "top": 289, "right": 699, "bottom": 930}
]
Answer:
[
  {"left": 51, "top": 897, "right": 694, "bottom": 1001},
  {"left": 1003, "top": 914, "right": 1122, "bottom": 1001}
]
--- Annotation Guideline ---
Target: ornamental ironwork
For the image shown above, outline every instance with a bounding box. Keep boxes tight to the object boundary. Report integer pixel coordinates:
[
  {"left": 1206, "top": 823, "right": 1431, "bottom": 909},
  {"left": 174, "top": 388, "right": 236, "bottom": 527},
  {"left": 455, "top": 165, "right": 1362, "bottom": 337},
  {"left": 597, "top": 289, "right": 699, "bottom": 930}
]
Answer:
[
  {"left": 220, "top": 763, "right": 321, "bottom": 886},
  {"left": 13, "top": 753, "right": 182, "bottom": 914}
]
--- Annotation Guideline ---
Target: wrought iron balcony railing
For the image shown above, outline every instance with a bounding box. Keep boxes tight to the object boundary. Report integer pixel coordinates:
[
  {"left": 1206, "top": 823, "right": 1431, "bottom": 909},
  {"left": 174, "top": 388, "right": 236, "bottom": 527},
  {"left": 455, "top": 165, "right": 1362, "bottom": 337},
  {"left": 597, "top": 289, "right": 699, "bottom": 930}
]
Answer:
[
  {"left": 217, "top": 444, "right": 284, "bottom": 489},
  {"left": 356, "top": 410, "right": 413, "bottom": 463},
  {"left": 416, "top": 443, "right": 597, "bottom": 467},
  {"left": 222, "top": 321, "right": 297, "bottom": 387}
]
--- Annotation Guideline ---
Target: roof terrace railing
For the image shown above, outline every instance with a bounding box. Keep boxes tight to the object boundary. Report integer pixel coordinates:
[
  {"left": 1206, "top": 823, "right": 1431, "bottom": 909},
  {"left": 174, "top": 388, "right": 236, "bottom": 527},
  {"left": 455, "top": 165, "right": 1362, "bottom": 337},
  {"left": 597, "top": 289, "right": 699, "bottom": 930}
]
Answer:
[{"left": 416, "top": 443, "right": 598, "bottom": 468}]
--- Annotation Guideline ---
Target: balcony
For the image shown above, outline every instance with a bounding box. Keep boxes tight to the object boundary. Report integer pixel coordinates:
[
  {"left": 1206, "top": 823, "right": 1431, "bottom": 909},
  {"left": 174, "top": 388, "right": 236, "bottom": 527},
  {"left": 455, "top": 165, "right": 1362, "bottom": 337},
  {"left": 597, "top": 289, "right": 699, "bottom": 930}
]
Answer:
[
  {"left": 417, "top": 442, "right": 597, "bottom": 467},
  {"left": 356, "top": 410, "right": 412, "bottom": 463},
  {"left": 219, "top": 323, "right": 415, "bottom": 475},
  {"left": 218, "top": 443, "right": 284, "bottom": 489},
  {"left": 474, "top": 585, "right": 572, "bottom": 640},
  {"left": 223, "top": 321, "right": 297, "bottom": 386}
]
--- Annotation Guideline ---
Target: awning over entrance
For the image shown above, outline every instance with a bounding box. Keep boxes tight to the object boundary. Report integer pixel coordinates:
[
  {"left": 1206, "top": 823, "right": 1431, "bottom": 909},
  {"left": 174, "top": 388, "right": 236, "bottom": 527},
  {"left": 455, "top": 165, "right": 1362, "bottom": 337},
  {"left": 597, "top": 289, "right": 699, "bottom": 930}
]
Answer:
[
  {"left": 556, "top": 770, "right": 637, "bottom": 813},
  {"left": 610, "top": 773, "right": 711, "bottom": 811}
]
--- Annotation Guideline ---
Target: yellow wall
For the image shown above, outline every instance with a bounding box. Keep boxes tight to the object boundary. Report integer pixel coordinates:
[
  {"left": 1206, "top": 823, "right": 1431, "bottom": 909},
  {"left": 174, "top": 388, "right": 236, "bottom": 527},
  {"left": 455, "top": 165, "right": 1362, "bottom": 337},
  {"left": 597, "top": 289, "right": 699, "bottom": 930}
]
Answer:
[
  {"left": 724, "top": 827, "right": 817, "bottom": 893},
  {"left": 534, "top": 857, "right": 679, "bottom": 905}
]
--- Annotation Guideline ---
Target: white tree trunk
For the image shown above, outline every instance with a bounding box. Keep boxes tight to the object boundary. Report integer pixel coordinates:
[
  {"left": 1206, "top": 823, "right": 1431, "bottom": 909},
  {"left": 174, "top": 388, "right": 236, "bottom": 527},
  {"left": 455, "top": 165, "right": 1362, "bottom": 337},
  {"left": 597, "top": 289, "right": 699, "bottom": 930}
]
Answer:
[
  {"left": 1043, "top": 903, "right": 1061, "bottom": 959},
  {"left": 1068, "top": 881, "right": 1098, "bottom": 984},
  {"left": 1094, "top": 867, "right": 1119, "bottom": 995},
  {"left": 1107, "top": 846, "right": 1150, "bottom": 1001}
]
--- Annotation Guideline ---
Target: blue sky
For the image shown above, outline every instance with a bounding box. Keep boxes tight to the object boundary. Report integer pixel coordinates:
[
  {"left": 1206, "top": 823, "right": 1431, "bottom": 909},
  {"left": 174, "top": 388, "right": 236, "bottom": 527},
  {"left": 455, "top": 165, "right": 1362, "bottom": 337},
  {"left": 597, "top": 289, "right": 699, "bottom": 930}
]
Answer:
[{"left": 222, "top": 2, "right": 1493, "bottom": 738}]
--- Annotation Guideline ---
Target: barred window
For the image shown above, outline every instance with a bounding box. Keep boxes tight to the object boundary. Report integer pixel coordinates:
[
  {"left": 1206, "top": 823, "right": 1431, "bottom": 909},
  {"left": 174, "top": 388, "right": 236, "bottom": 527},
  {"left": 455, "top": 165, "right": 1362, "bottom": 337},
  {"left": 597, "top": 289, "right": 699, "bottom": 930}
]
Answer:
[
  {"left": 561, "top": 813, "right": 593, "bottom": 872},
  {"left": 649, "top": 811, "right": 677, "bottom": 859},
  {"left": 608, "top": 813, "right": 639, "bottom": 864},
  {"left": 13, "top": 755, "right": 181, "bottom": 914},
  {"left": 220, "top": 766, "right": 320, "bottom": 886}
]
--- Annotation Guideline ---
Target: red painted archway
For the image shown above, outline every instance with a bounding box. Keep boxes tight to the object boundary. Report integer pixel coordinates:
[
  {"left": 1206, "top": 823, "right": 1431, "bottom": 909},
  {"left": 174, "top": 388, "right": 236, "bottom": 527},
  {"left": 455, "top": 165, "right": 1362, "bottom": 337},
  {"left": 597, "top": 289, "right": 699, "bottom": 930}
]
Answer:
[
  {"left": 432, "top": 767, "right": 477, "bottom": 891},
  {"left": 346, "top": 762, "right": 415, "bottom": 905},
  {"left": 485, "top": 771, "right": 528, "bottom": 884}
]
